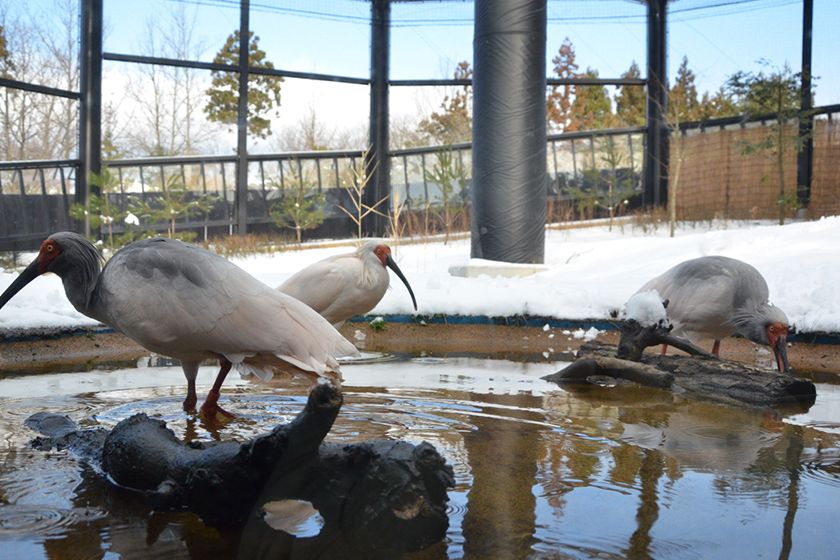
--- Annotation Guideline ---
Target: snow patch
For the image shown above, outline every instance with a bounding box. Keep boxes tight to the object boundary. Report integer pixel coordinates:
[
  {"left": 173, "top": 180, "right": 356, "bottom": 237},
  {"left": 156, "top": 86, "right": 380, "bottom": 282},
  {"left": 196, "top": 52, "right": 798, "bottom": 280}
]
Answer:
[
  {"left": 572, "top": 327, "right": 600, "bottom": 341},
  {"left": 2, "top": 218, "right": 840, "bottom": 333},
  {"left": 624, "top": 290, "right": 669, "bottom": 327}
]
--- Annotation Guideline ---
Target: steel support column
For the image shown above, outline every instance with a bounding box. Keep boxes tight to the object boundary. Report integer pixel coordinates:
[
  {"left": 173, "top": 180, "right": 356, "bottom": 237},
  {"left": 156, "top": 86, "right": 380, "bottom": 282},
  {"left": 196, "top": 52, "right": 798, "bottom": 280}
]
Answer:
[
  {"left": 78, "top": 0, "right": 103, "bottom": 236},
  {"left": 644, "top": 0, "right": 668, "bottom": 207},
  {"left": 470, "top": 0, "right": 547, "bottom": 264},
  {"left": 235, "top": 0, "right": 250, "bottom": 235},
  {"left": 363, "top": 0, "right": 391, "bottom": 237},
  {"left": 796, "top": 0, "right": 813, "bottom": 209}
]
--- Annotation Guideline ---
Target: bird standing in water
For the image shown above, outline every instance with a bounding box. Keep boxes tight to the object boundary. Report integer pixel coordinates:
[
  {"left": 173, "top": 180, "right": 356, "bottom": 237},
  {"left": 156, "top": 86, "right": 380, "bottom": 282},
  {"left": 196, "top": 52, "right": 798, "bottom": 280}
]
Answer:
[
  {"left": 278, "top": 241, "right": 417, "bottom": 327},
  {"left": 0, "top": 232, "right": 359, "bottom": 420},
  {"left": 635, "top": 255, "right": 789, "bottom": 372}
]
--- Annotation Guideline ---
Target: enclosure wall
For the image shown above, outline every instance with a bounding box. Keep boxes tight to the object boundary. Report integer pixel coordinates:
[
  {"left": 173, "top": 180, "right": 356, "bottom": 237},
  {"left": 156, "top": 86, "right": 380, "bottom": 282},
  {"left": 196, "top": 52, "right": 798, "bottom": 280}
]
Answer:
[{"left": 672, "top": 119, "right": 840, "bottom": 220}]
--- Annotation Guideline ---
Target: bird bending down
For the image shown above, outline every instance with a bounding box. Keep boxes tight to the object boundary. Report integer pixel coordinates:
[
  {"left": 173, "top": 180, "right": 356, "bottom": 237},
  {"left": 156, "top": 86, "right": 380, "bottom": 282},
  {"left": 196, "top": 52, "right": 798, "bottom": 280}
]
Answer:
[
  {"left": 635, "top": 255, "right": 789, "bottom": 372},
  {"left": 278, "top": 241, "right": 418, "bottom": 327},
  {"left": 0, "top": 233, "right": 359, "bottom": 420}
]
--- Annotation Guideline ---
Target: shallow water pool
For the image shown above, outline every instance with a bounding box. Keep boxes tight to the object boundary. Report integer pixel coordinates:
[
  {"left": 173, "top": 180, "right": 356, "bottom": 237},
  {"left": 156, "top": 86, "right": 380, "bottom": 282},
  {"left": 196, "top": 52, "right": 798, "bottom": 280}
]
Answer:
[{"left": 1, "top": 352, "right": 839, "bottom": 559}]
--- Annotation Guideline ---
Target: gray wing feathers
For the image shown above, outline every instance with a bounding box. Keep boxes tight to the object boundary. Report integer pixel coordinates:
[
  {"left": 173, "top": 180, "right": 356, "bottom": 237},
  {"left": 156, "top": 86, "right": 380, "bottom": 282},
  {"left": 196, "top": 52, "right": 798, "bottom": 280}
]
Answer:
[
  {"left": 96, "top": 238, "right": 357, "bottom": 374},
  {"left": 637, "top": 256, "right": 771, "bottom": 340}
]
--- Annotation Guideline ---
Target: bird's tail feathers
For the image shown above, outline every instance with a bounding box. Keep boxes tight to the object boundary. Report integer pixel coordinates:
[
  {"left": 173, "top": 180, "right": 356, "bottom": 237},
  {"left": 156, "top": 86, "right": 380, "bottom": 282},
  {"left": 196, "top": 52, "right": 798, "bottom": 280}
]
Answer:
[{"left": 233, "top": 352, "right": 343, "bottom": 383}]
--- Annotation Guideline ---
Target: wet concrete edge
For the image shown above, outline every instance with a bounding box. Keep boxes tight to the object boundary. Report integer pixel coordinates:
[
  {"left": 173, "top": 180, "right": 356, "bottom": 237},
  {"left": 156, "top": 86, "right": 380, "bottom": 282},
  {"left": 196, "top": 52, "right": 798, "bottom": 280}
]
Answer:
[{"left": 2, "top": 316, "right": 839, "bottom": 376}]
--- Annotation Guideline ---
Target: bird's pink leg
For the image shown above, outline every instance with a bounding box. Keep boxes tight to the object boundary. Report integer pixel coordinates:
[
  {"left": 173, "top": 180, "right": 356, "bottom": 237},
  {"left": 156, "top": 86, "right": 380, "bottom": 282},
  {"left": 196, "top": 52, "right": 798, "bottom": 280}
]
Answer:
[
  {"left": 712, "top": 340, "right": 721, "bottom": 356},
  {"left": 660, "top": 344, "right": 668, "bottom": 356},
  {"left": 199, "top": 358, "right": 236, "bottom": 420}
]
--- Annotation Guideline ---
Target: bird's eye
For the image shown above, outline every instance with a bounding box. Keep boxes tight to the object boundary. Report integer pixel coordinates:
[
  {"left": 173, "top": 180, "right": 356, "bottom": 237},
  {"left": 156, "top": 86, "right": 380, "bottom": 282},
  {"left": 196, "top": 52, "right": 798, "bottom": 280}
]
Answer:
[
  {"left": 769, "top": 325, "right": 777, "bottom": 333},
  {"left": 45, "top": 244, "right": 54, "bottom": 253}
]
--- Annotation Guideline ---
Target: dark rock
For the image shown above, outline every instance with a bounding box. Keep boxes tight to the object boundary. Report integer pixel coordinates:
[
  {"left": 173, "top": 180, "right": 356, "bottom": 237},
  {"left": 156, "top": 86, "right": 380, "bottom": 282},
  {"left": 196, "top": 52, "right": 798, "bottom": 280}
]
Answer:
[{"left": 27, "top": 382, "right": 454, "bottom": 556}]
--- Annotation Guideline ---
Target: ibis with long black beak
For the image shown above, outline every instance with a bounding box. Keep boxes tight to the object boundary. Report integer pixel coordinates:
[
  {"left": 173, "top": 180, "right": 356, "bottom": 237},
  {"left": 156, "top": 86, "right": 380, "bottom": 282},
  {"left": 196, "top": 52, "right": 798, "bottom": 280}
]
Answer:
[
  {"left": 0, "top": 232, "right": 359, "bottom": 420},
  {"left": 635, "top": 255, "right": 790, "bottom": 372},
  {"left": 278, "top": 241, "right": 418, "bottom": 327}
]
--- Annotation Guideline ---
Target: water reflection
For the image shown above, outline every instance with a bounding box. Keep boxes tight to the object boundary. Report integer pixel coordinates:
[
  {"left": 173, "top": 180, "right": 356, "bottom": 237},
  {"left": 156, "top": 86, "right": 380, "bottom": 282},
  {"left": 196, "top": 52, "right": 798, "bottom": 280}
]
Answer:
[{"left": 0, "top": 356, "right": 839, "bottom": 558}]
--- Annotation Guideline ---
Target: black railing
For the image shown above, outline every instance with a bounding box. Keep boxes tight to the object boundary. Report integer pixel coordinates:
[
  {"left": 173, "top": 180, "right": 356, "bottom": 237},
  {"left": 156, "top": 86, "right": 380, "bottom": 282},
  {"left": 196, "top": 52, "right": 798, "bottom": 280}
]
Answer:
[
  {"left": 0, "top": 127, "right": 638, "bottom": 250},
  {"left": 0, "top": 160, "right": 79, "bottom": 250}
]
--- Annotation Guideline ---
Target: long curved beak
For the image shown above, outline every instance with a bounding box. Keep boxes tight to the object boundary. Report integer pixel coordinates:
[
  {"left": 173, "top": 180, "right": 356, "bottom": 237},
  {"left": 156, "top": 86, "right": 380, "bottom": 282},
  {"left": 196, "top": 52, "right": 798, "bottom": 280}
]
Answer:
[
  {"left": 385, "top": 254, "right": 417, "bottom": 311},
  {"left": 773, "top": 335, "right": 790, "bottom": 373},
  {"left": 0, "top": 258, "right": 41, "bottom": 309}
]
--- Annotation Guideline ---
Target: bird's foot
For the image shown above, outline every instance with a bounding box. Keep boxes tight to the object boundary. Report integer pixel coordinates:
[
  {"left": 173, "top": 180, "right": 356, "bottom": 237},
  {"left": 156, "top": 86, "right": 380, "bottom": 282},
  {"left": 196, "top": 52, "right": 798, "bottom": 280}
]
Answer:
[
  {"left": 182, "top": 393, "right": 197, "bottom": 413},
  {"left": 199, "top": 390, "right": 236, "bottom": 422}
]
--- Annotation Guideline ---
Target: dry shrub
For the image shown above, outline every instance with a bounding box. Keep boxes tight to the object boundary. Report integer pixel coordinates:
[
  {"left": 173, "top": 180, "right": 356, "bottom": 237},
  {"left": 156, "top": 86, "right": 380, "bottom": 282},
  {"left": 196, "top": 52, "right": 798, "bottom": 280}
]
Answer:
[
  {"left": 547, "top": 198, "right": 576, "bottom": 224},
  {"left": 630, "top": 206, "right": 670, "bottom": 234},
  {"left": 201, "top": 233, "right": 289, "bottom": 258},
  {"left": 400, "top": 205, "right": 471, "bottom": 241}
]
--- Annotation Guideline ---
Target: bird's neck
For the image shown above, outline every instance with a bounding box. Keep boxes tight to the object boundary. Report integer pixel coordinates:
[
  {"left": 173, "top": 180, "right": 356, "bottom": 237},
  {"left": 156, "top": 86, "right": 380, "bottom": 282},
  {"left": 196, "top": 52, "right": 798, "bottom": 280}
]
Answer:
[
  {"left": 358, "top": 257, "right": 384, "bottom": 290},
  {"left": 731, "top": 301, "right": 769, "bottom": 345},
  {"left": 60, "top": 261, "right": 102, "bottom": 319}
]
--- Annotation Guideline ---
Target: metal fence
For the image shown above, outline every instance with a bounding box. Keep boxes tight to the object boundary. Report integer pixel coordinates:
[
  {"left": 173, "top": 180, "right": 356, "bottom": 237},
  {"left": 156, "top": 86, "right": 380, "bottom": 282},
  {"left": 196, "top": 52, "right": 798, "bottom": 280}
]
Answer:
[
  {"left": 0, "top": 126, "right": 644, "bottom": 250},
  {"left": 2, "top": 103, "right": 837, "bottom": 251}
]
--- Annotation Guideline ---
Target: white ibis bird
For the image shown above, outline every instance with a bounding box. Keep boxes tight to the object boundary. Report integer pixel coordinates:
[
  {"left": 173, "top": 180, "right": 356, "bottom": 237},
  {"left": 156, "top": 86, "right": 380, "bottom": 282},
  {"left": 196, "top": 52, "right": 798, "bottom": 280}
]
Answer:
[
  {"left": 0, "top": 232, "right": 359, "bottom": 419},
  {"left": 635, "top": 255, "right": 790, "bottom": 372},
  {"left": 278, "top": 241, "right": 417, "bottom": 327}
]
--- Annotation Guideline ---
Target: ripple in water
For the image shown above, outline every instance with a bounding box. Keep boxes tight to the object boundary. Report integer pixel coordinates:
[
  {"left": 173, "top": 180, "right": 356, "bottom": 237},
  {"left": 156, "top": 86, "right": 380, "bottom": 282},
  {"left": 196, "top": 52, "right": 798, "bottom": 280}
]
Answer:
[
  {"left": 94, "top": 392, "right": 307, "bottom": 442},
  {"left": 0, "top": 463, "right": 81, "bottom": 507},
  {"left": 0, "top": 505, "right": 107, "bottom": 537},
  {"left": 801, "top": 460, "right": 840, "bottom": 489},
  {"left": 338, "top": 351, "right": 400, "bottom": 365},
  {"left": 411, "top": 356, "right": 447, "bottom": 365}
]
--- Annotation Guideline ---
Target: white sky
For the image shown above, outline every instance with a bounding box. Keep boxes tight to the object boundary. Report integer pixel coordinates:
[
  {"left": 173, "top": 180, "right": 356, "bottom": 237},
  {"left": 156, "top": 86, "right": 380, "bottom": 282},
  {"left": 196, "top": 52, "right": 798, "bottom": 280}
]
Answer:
[{"left": 97, "top": 0, "right": 840, "bottom": 132}]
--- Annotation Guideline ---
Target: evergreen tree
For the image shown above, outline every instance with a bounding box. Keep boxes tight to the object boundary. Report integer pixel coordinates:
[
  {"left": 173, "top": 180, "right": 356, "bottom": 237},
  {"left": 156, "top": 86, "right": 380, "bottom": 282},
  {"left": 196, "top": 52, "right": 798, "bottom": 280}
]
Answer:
[
  {"left": 129, "top": 174, "right": 214, "bottom": 240},
  {"left": 697, "top": 87, "right": 737, "bottom": 120},
  {"left": 419, "top": 61, "right": 472, "bottom": 144},
  {"left": 669, "top": 56, "right": 700, "bottom": 121},
  {"left": 615, "top": 61, "right": 645, "bottom": 126},
  {"left": 547, "top": 37, "right": 579, "bottom": 132},
  {"left": 204, "top": 30, "right": 283, "bottom": 139},
  {"left": 727, "top": 63, "right": 800, "bottom": 116},
  {"left": 0, "top": 25, "right": 13, "bottom": 76},
  {"left": 270, "top": 167, "right": 326, "bottom": 244},
  {"left": 568, "top": 68, "right": 615, "bottom": 131},
  {"left": 69, "top": 167, "right": 126, "bottom": 248}
]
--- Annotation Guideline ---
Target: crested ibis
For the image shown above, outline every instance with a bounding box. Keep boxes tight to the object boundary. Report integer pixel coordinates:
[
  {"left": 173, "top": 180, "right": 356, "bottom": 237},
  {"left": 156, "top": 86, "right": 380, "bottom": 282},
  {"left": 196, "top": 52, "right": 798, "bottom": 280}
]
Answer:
[
  {"left": 278, "top": 241, "right": 417, "bottom": 327},
  {"left": 0, "top": 232, "right": 359, "bottom": 419},
  {"left": 636, "top": 255, "right": 790, "bottom": 372}
]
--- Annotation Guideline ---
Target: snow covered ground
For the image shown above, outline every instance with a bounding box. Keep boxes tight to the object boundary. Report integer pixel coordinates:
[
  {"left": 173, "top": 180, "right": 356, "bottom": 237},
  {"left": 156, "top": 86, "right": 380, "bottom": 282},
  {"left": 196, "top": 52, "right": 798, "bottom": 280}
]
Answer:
[{"left": 1, "top": 216, "right": 839, "bottom": 333}]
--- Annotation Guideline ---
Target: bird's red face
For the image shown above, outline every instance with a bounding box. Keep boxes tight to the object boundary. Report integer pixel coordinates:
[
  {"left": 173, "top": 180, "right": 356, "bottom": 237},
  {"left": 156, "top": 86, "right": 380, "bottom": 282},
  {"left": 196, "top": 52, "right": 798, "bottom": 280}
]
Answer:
[
  {"left": 38, "top": 238, "right": 62, "bottom": 274},
  {"left": 766, "top": 322, "right": 790, "bottom": 372},
  {"left": 372, "top": 244, "right": 418, "bottom": 311},
  {"left": 0, "top": 237, "right": 59, "bottom": 311},
  {"left": 373, "top": 244, "right": 391, "bottom": 267}
]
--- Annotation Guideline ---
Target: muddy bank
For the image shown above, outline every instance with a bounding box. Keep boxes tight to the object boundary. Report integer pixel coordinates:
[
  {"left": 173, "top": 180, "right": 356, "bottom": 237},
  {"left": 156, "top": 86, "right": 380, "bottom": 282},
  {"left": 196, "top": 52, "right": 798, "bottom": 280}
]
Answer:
[{"left": 2, "top": 321, "right": 839, "bottom": 376}]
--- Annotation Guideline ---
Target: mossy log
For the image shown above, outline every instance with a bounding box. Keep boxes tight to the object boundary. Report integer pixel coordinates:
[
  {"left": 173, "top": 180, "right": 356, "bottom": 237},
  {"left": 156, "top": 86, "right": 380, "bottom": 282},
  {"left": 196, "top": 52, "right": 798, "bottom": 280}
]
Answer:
[
  {"left": 27, "top": 383, "right": 454, "bottom": 556},
  {"left": 543, "top": 320, "right": 816, "bottom": 408}
]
